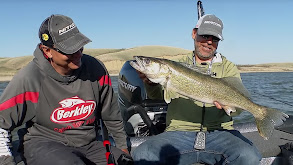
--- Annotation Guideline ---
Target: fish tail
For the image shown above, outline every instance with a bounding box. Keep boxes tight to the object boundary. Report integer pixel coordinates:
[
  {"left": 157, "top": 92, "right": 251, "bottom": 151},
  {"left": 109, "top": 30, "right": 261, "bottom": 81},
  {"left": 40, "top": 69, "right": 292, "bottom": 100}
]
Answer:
[{"left": 255, "top": 107, "right": 289, "bottom": 140}]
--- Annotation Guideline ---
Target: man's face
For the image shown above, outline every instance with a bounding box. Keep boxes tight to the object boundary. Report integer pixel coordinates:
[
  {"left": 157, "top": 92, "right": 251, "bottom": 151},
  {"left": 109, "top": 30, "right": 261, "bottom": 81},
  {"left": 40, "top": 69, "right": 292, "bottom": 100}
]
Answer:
[
  {"left": 192, "top": 29, "right": 219, "bottom": 60},
  {"left": 50, "top": 47, "right": 83, "bottom": 71},
  {"left": 41, "top": 45, "right": 83, "bottom": 75}
]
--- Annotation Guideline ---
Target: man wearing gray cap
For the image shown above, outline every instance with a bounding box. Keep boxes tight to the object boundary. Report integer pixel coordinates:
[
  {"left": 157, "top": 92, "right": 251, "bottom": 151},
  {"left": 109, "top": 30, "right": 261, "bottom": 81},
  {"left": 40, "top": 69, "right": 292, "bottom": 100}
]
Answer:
[
  {"left": 0, "top": 14, "right": 131, "bottom": 165},
  {"left": 133, "top": 14, "right": 262, "bottom": 165}
]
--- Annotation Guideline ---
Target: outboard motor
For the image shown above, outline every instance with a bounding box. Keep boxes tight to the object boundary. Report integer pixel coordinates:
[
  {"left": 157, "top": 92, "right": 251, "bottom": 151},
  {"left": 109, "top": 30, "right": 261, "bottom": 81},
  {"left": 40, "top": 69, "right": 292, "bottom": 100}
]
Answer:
[{"left": 118, "top": 61, "right": 168, "bottom": 137}]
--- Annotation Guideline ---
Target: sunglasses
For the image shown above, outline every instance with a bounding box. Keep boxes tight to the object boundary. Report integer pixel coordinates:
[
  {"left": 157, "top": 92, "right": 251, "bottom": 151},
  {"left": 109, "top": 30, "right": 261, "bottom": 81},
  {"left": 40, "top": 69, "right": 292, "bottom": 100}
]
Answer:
[
  {"left": 199, "top": 35, "right": 220, "bottom": 43},
  {"left": 51, "top": 47, "right": 84, "bottom": 55}
]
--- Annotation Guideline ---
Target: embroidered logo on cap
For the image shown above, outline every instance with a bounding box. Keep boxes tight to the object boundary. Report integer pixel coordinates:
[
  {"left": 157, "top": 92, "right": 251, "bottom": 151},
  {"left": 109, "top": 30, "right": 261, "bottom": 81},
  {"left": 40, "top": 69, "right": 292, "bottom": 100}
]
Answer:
[
  {"left": 58, "top": 23, "right": 76, "bottom": 35},
  {"left": 42, "top": 33, "right": 49, "bottom": 41},
  {"left": 203, "top": 21, "right": 222, "bottom": 28},
  {"left": 50, "top": 96, "right": 96, "bottom": 124}
]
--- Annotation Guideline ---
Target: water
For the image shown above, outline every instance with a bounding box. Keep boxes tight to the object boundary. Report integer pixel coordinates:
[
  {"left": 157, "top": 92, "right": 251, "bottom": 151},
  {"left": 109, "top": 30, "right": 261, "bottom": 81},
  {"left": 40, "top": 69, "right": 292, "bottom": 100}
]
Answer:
[
  {"left": 0, "top": 82, "right": 9, "bottom": 95},
  {"left": 1, "top": 72, "right": 293, "bottom": 123},
  {"left": 234, "top": 72, "right": 293, "bottom": 123}
]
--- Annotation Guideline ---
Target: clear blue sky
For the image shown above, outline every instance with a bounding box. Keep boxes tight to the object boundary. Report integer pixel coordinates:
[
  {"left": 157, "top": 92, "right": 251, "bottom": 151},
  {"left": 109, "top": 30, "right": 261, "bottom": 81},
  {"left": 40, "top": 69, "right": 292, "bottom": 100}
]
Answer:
[{"left": 1, "top": 0, "right": 292, "bottom": 64}]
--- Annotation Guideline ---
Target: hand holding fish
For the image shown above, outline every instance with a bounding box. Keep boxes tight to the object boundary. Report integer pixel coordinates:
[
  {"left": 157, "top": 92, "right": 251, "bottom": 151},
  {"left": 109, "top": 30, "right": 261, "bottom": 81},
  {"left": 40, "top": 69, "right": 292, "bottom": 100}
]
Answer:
[
  {"left": 213, "top": 101, "right": 222, "bottom": 110},
  {"left": 130, "top": 56, "right": 289, "bottom": 140},
  {"left": 137, "top": 71, "right": 159, "bottom": 86},
  {"left": 138, "top": 62, "right": 224, "bottom": 110}
]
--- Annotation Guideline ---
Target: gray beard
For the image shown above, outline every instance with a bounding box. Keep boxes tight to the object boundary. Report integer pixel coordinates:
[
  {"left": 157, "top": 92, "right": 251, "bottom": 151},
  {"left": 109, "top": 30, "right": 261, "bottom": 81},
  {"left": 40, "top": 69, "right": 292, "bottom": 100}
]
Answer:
[{"left": 194, "top": 45, "right": 216, "bottom": 60}]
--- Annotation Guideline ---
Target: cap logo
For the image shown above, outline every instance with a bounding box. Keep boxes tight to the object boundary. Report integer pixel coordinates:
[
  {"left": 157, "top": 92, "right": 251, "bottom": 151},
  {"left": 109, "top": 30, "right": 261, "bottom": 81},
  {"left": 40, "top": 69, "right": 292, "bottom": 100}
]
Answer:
[
  {"left": 58, "top": 23, "right": 76, "bottom": 35},
  {"left": 204, "top": 21, "right": 222, "bottom": 28},
  {"left": 42, "top": 33, "right": 49, "bottom": 41}
]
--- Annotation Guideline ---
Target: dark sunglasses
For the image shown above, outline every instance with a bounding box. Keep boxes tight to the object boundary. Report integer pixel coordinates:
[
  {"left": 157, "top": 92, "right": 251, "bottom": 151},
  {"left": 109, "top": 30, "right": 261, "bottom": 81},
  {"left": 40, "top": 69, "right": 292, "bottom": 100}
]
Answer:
[
  {"left": 51, "top": 47, "right": 84, "bottom": 55},
  {"left": 199, "top": 35, "right": 220, "bottom": 43}
]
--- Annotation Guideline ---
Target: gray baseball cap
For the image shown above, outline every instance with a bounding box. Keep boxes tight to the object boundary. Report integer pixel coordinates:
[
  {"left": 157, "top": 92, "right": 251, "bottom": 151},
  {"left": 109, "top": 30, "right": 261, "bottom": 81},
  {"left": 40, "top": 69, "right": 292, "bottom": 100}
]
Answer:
[
  {"left": 39, "top": 14, "right": 91, "bottom": 54},
  {"left": 195, "top": 14, "right": 224, "bottom": 41}
]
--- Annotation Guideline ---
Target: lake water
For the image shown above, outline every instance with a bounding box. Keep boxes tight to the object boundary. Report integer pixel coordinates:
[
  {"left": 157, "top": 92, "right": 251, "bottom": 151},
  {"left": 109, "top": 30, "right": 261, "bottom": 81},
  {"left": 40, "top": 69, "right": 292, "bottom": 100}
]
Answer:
[
  {"left": 1, "top": 72, "right": 293, "bottom": 123},
  {"left": 234, "top": 72, "right": 293, "bottom": 123}
]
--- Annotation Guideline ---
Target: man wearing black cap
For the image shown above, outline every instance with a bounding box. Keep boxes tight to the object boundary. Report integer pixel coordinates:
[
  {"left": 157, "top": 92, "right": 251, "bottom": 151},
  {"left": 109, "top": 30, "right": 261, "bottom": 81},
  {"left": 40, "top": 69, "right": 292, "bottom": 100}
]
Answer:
[
  {"left": 133, "top": 14, "right": 262, "bottom": 165},
  {"left": 0, "top": 14, "right": 130, "bottom": 165}
]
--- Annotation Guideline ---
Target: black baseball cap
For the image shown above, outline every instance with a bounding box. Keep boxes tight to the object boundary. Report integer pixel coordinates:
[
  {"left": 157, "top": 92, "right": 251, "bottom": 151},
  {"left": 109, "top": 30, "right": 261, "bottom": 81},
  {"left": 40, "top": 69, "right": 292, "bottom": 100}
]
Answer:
[{"left": 39, "top": 14, "right": 91, "bottom": 54}]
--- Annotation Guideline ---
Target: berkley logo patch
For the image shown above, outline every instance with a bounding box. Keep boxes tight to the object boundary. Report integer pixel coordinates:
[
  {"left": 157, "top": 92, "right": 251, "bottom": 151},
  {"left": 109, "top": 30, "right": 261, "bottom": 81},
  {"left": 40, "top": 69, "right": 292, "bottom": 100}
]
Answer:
[{"left": 50, "top": 96, "right": 96, "bottom": 124}]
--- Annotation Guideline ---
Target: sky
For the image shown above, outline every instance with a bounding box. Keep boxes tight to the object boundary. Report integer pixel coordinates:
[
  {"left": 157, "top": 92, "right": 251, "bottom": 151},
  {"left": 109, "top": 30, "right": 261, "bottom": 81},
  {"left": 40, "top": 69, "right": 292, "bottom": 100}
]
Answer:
[{"left": 1, "top": 0, "right": 292, "bottom": 65}]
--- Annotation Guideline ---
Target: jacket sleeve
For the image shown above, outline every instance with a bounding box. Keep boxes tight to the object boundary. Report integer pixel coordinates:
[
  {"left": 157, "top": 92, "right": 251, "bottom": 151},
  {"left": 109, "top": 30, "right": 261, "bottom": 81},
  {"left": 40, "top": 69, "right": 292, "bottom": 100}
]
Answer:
[
  {"left": 83, "top": 55, "right": 128, "bottom": 149},
  {"left": 97, "top": 72, "right": 127, "bottom": 149},
  {"left": 222, "top": 58, "right": 241, "bottom": 79},
  {"left": 0, "top": 63, "right": 38, "bottom": 161},
  {"left": 221, "top": 57, "right": 250, "bottom": 116},
  {"left": 222, "top": 57, "right": 250, "bottom": 97},
  {"left": 0, "top": 63, "right": 38, "bottom": 130},
  {"left": 103, "top": 94, "right": 128, "bottom": 149}
]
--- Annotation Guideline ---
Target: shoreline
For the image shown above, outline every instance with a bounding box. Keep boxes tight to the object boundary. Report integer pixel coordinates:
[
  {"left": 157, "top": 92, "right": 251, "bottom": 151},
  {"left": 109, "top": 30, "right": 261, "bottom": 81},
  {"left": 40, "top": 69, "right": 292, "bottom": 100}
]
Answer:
[
  {"left": 0, "top": 74, "right": 120, "bottom": 82},
  {"left": 0, "top": 76, "right": 13, "bottom": 82},
  {"left": 1, "top": 71, "right": 292, "bottom": 82}
]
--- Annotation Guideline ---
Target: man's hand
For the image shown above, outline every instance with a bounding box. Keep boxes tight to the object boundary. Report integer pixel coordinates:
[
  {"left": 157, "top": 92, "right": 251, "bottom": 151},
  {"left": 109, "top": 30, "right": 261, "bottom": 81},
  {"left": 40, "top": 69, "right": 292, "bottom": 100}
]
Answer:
[
  {"left": 213, "top": 102, "right": 222, "bottom": 110},
  {"left": 121, "top": 148, "right": 129, "bottom": 154},
  {"left": 138, "top": 71, "right": 223, "bottom": 110}
]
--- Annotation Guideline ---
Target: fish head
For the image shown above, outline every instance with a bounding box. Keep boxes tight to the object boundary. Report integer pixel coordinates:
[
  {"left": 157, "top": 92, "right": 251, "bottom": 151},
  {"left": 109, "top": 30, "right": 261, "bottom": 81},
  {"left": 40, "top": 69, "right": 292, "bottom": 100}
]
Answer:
[{"left": 130, "top": 56, "right": 170, "bottom": 84}]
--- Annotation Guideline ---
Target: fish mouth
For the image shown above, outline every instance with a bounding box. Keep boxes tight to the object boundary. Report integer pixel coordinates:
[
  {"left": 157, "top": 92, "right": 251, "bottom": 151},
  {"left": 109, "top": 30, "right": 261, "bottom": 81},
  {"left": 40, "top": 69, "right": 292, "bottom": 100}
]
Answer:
[
  {"left": 134, "top": 56, "right": 142, "bottom": 66},
  {"left": 131, "top": 56, "right": 145, "bottom": 71}
]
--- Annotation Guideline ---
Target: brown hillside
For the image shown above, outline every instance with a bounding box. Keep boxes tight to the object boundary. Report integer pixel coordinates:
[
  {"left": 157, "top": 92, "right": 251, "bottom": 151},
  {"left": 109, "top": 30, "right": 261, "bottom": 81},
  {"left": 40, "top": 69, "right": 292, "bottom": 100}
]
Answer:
[{"left": 0, "top": 46, "right": 292, "bottom": 80}]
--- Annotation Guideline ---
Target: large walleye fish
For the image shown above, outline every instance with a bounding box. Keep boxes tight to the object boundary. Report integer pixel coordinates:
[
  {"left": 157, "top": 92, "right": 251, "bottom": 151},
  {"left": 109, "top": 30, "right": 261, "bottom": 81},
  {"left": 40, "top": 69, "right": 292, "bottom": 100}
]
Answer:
[{"left": 129, "top": 56, "right": 289, "bottom": 140}]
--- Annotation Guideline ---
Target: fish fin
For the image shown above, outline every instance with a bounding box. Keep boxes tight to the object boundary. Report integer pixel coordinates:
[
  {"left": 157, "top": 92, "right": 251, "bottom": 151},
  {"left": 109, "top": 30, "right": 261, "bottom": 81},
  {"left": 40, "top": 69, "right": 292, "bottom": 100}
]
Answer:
[
  {"left": 164, "top": 89, "right": 175, "bottom": 103},
  {"left": 255, "top": 107, "right": 289, "bottom": 140},
  {"left": 221, "top": 77, "right": 251, "bottom": 98},
  {"left": 221, "top": 105, "right": 236, "bottom": 116},
  {"left": 179, "top": 63, "right": 209, "bottom": 75},
  {"left": 163, "top": 89, "right": 188, "bottom": 103}
]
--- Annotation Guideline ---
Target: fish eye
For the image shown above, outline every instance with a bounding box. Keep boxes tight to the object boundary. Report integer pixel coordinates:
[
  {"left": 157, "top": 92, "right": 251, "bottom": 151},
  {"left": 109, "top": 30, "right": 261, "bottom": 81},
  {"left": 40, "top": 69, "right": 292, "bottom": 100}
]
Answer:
[{"left": 145, "top": 59, "right": 150, "bottom": 64}]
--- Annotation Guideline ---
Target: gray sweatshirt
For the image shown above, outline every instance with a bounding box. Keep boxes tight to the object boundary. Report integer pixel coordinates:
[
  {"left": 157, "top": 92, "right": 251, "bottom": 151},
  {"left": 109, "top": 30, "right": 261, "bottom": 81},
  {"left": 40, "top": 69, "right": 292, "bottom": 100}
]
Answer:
[{"left": 0, "top": 45, "right": 127, "bottom": 151}]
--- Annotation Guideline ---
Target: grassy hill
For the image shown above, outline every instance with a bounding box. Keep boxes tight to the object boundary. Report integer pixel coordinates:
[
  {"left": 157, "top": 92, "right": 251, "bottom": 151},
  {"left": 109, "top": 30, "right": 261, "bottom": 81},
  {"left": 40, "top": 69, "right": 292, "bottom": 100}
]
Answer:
[
  {"left": 0, "top": 45, "right": 292, "bottom": 80},
  {"left": 0, "top": 56, "right": 33, "bottom": 76},
  {"left": 85, "top": 45, "right": 192, "bottom": 74},
  {"left": 237, "top": 63, "right": 293, "bottom": 72}
]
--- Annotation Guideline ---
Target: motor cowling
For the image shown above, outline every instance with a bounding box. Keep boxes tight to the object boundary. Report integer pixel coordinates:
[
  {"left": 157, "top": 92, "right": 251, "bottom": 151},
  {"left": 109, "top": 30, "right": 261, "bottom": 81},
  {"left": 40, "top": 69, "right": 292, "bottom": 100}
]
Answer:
[
  {"left": 118, "top": 61, "right": 146, "bottom": 109},
  {"left": 118, "top": 61, "right": 167, "bottom": 137}
]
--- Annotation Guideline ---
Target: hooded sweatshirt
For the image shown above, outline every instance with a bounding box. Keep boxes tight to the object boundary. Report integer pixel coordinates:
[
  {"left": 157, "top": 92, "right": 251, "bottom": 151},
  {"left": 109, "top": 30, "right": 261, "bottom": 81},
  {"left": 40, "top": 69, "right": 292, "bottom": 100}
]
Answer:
[{"left": 0, "top": 45, "right": 127, "bottom": 149}]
